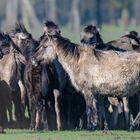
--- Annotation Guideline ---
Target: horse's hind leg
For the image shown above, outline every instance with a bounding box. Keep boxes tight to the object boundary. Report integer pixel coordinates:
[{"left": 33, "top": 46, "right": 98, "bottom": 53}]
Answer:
[{"left": 54, "top": 89, "right": 62, "bottom": 130}]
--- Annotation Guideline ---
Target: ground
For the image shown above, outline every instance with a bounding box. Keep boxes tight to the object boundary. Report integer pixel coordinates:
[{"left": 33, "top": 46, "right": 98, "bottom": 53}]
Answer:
[{"left": 0, "top": 130, "right": 140, "bottom": 140}]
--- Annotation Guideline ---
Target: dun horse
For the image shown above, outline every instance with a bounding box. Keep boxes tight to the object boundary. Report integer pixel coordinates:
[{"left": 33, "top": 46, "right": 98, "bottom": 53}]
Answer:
[
  {"left": 32, "top": 27, "right": 140, "bottom": 130},
  {"left": 80, "top": 25, "right": 140, "bottom": 130}
]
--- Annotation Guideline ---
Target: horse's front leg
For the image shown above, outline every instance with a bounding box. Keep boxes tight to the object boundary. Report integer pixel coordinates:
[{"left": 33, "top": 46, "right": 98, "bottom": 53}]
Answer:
[
  {"left": 18, "top": 80, "right": 26, "bottom": 121},
  {"left": 53, "top": 89, "right": 62, "bottom": 130},
  {"left": 123, "top": 97, "right": 130, "bottom": 130},
  {"left": 28, "top": 94, "right": 36, "bottom": 130},
  {"left": 84, "top": 93, "right": 98, "bottom": 130},
  {"left": 100, "top": 97, "right": 108, "bottom": 131},
  {"left": 35, "top": 110, "right": 42, "bottom": 130}
]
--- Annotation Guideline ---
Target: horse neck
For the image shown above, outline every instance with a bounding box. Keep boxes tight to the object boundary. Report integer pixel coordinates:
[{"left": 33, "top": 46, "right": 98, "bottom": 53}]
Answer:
[
  {"left": 0, "top": 52, "right": 18, "bottom": 88},
  {"left": 54, "top": 43, "right": 81, "bottom": 84}
]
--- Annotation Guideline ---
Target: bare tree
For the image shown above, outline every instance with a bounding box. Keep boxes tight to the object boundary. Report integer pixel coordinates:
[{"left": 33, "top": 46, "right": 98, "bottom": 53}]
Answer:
[
  {"left": 21, "top": 0, "right": 41, "bottom": 29},
  {"left": 133, "top": 0, "right": 140, "bottom": 25},
  {"left": 2, "top": 0, "right": 18, "bottom": 30},
  {"left": 70, "top": 0, "right": 80, "bottom": 33},
  {"left": 96, "top": 0, "right": 102, "bottom": 27},
  {"left": 120, "top": 0, "right": 129, "bottom": 31}
]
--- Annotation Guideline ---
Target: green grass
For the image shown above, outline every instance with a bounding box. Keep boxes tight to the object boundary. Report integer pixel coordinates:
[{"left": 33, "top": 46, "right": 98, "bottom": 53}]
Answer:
[{"left": 0, "top": 130, "right": 140, "bottom": 140}]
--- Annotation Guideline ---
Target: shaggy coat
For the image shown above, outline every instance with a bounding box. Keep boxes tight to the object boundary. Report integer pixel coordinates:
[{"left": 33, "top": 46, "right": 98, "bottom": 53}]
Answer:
[{"left": 33, "top": 34, "right": 140, "bottom": 129}]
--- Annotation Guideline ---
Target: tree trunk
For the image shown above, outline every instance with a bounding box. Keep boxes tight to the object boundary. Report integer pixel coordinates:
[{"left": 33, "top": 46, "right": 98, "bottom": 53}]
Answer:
[
  {"left": 70, "top": 0, "right": 80, "bottom": 33},
  {"left": 120, "top": 9, "right": 129, "bottom": 31},
  {"left": 120, "top": 0, "right": 129, "bottom": 31},
  {"left": 133, "top": 0, "right": 140, "bottom": 25},
  {"left": 21, "top": 0, "right": 41, "bottom": 29},
  {"left": 2, "top": 0, "right": 18, "bottom": 30},
  {"left": 96, "top": 0, "right": 102, "bottom": 27},
  {"left": 45, "top": 0, "right": 57, "bottom": 22}
]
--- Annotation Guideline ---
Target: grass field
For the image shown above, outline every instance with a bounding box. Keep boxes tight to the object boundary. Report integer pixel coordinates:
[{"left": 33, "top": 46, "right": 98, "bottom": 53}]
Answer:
[{"left": 0, "top": 129, "right": 140, "bottom": 140}]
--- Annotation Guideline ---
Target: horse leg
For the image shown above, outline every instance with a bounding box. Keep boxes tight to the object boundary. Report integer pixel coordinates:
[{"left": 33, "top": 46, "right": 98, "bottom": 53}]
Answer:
[
  {"left": 91, "top": 95, "right": 98, "bottom": 130},
  {"left": 53, "top": 89, "right": 62, "bottom": 130},
  {"left": 123, "top": 97, "right": 130, "bottom": 130},
  {"left": 111, "top": 106, "right": 119, "bottom": 129},
  {"left": 130, "top": 94, "right": 140, "bottom": 131},
  {"left": 27, "top": 94, "right": 36, "bottom": 130},
  {"left": 101, "top": 97, "right": 108, "bottom": 131},
  {"left": 7, "top": 92, "right": 13, "bottom": 122},
  {"left": 84, "top": 93, "right": 98, "bottom": 130},
  {"left": 29, "top": 105, "right": 36, "bottom": 130},
  {"left": 8, "top": 99, "right": 13, "bottom": 122},
  {"left": 18, "top": 80, "right": 26, "bottom": 120},
  {"left": 130, "top": 112, "right": 140, "bottom": 131},
  {"left": 35, "top": 110, "right": 42, "bottom": 130},
  {"left": 42, "top": 101, "right": 49, "bottom": 131}
]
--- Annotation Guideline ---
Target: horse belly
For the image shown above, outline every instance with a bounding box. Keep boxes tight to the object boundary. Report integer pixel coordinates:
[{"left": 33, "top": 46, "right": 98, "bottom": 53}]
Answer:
[
  {"left": 88, "top": 67, "right": 140, "bottom": 97},
  {"left": 93, "top": 74, "right": 140, "bottom": 97}
]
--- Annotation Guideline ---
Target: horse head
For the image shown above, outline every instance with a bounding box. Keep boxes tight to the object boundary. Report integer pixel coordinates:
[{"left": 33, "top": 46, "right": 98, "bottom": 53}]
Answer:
[
  {"left": 80, "top": 25, "right": 103, "bottom": 45},
  {"left": 32, "top": 21, "right": 61, "bottom": 66},
  {"left": 9, "top": 22, "right": 37, "bottom": 60}
]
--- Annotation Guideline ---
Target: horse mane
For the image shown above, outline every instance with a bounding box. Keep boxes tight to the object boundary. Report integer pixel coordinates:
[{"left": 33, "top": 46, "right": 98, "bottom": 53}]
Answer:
[
  {"left": 54, "top": 35, "right": 80, "bottom": 60},
  {"left": 81, "top": 25, "right": 103, "bottom": 45},
  {"left": 9, "top": 22, "right": 28, "bottom": 36},
  {"left": 121, "top": 34, "right": 140, "bottom": 45},
  {"left": 44, "top": 21, "right": 60, "bottom": 36},
  {"left": 0, "top": 32, "right": 5, "bottom": 40},
  {"left": 54, "top": 35, "right": 105, "bottom": 61},
  {"left": 38, "top": 34, "right": 48, "bottom": 49}
]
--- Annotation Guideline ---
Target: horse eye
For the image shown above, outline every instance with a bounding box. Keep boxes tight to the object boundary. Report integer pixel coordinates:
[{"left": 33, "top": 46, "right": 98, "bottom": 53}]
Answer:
[{"left": 43, "top": 45, "right": 47, "bottom": 48}]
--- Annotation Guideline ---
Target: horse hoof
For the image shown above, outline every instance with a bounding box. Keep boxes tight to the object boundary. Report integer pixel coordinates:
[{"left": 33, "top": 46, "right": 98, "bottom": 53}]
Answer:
[
  {"left": 86, "top": 125, "right": 92, "bottom": 131},
  {"left": 103, "top": 128, "right": 108, "bottom": 134},
  {"left": 86, "top": 124, "right": 96, "bottom": 131},
  {"left": 129, "top": 126, "right": 135, "bottom": 132},
  {"left": 29, "top": 127, "right": 35, "bottom": 131},
  {"left": 0, "top": 126, "right": 5, "bottom": 134}
]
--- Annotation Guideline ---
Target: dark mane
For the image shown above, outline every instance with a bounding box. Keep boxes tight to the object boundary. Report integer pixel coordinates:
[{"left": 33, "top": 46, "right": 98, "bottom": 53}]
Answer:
[
  {"left": 122, "top": 34, "right": 140, "bottom": 45},
  {"left": 35, "top": 34, "right": 48, "bottom": 53},
  {"left": 81, "top": 25, "right": 103, "bottom": 45},
  {"left": 45, "top": 21, "right": 58, "bottom": 29},
  {"left": 53, "top": 35, "right": 106, "bottom": 61},
  {"left": 9, "top": 22, "right": 28, "bottom": 36},
  {"left": 0, "top": 32, "right": 5, "bottom": 40},
  {"left": 85, "top": 25, "right": 103, "bottom": 43},
  {"left": 44, "top": 21, "right": 60, "bottom": 36},
  {"left": 54, "top": 35, "right": 80, "bottom": 59}
]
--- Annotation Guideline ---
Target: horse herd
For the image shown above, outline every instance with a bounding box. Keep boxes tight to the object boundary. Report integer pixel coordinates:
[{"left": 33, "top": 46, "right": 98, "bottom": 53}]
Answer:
[{"left": 0, "top": 21, "right": 140, "bottom": 133}]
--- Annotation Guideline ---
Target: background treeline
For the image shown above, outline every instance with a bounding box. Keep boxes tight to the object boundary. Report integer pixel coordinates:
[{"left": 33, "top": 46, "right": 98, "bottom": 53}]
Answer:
[{"left": 0, "top": 0, "right": 140, "bottom": 41}]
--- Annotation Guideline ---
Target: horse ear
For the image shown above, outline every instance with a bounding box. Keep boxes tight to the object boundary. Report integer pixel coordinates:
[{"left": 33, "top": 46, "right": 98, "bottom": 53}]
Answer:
[
  {"left": 97, "top": 27, "right": 101, "bottom": 32},
  {"left": 44, "top": 26, "right": 47, "bottom": 33},
  {"left": 125, "top": 31, "right": 129, "bottom": 35},
  {"left": 131, "top": 39, "right": 139, "bottom": 46}
]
